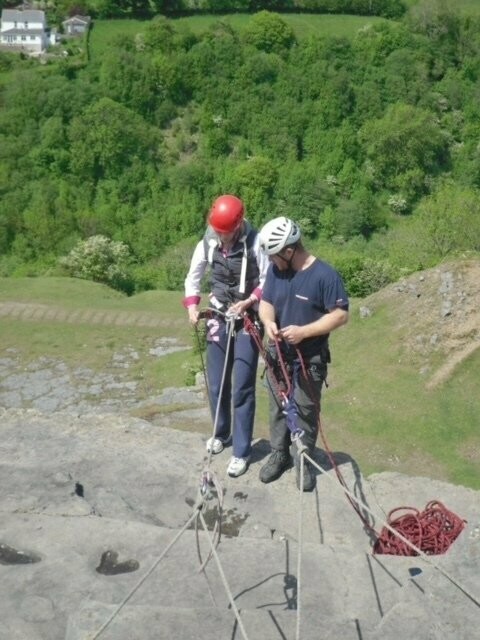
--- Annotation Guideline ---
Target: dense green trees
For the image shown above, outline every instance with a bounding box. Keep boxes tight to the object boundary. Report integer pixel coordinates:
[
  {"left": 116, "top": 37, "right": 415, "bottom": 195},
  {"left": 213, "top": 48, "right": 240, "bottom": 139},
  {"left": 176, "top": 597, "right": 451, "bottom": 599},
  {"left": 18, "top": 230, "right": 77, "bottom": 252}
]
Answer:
[
  {"left": 48, "top": 0, "right": 406, "bottom": 19},
  {"left": 0, "top": 5, "right": 479, "bottom": 294}
]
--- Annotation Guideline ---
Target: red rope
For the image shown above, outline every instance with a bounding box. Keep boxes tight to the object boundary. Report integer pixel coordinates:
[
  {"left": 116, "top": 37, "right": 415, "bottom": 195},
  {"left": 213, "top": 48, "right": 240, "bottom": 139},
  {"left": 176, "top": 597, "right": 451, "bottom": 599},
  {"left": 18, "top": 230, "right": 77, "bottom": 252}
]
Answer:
[
  {"left": 242, "top": 316, "right": 466, "bottom": 557},
  {"left": 373, "top": 500, "right": 466, "bottom": 556}
]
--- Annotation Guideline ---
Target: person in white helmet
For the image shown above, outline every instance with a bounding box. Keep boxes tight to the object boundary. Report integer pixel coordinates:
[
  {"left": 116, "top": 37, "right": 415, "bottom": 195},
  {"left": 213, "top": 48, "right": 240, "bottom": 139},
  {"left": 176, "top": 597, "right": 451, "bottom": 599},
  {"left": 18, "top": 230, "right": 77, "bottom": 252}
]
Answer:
[{"left": 257, "top": 216, "right": 349, "bottom": 491}]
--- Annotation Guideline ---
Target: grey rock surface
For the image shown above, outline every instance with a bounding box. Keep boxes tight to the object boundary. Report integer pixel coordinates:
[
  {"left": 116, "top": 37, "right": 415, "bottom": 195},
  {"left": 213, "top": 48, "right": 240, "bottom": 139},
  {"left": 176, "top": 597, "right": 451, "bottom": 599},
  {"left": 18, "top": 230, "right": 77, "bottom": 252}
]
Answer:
[{"left": 0, "top": 404, "right": 478, "bottom": 640}]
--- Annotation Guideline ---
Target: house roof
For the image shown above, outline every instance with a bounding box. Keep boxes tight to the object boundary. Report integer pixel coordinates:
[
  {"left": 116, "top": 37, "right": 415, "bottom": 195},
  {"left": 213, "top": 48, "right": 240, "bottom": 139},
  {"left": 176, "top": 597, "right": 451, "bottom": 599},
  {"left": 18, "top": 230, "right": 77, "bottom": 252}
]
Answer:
[
  {"left": 1, "top": 27, "right": 45, "bottom": 37},
  {"left": 62, "top": 15, "right": 91, "bottom": 25},
  {"left": 1, "top": 9, "right": 46, "bottom": 22}
]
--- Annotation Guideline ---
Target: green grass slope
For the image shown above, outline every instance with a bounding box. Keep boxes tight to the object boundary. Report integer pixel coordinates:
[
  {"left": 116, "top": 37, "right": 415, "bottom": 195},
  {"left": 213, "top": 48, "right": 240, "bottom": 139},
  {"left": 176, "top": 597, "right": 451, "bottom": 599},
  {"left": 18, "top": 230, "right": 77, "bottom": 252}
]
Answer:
[{"left": 0, "top": 264, "right": 479, "bottom": 489}]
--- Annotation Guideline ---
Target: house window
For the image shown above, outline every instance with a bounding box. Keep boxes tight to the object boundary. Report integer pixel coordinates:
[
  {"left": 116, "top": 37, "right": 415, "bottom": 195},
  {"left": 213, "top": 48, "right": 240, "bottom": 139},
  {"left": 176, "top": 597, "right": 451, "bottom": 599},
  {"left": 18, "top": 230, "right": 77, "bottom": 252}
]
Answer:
[
  {"left": 21, "top": 35, "right": 26, "bottom": 41},
  {"left": 24, "top": 22, "right": 28, "bottom": 28},
  {"left": 30, "top": 36, "right": 35, "bottom": 40},
  {"left": 14, "top": 21, "right": 17, "bottom": 28}
]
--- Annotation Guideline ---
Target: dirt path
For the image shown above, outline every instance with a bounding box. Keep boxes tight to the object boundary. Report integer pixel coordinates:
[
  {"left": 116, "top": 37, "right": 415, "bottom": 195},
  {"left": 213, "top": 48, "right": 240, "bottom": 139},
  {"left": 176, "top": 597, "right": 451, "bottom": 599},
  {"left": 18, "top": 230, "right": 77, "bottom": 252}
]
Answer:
[
  {"left": 426, "top": 340, "right": 480, "bottom": 389},
  {"left": 0, "top": 301, "right": 179, "bottom": 328}
]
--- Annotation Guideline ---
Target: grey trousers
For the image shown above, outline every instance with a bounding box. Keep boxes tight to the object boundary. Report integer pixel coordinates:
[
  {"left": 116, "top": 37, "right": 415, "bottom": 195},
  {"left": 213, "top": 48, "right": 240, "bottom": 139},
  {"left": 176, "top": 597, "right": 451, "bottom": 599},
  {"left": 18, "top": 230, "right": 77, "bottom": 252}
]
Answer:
[{"left": 267, "top": 356, "right": 327, "bottom": 455}]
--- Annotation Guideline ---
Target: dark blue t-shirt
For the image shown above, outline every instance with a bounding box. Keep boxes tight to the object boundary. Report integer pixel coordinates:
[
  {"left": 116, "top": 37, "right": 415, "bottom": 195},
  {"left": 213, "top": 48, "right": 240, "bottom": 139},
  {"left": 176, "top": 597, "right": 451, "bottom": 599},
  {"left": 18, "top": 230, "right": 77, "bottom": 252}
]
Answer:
[{"left": 262, "top": 258, "right": 349, "bottom": 358}]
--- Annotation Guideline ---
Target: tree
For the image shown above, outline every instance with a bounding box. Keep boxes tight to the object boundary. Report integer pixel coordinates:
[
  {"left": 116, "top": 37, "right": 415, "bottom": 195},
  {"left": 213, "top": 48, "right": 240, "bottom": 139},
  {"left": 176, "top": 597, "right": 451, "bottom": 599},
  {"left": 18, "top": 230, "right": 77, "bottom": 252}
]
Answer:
[
  {"left": 99, "top": 45, "right": 159, "bottom": 118},
  {"left": 358, "top": 103, "right": 449, "bottom": 202},
  {"left": 243, "top": 11, "right": 296, "bottom": 56},
  {"left": 143, "top": 15, "right": 176, "bottom": 52},
  {"left": 406, "top": 0, "right": 460, "bottom": 67},
  {"left": 69, "top": 98, "right": 161, "bottom": 182},
  {"left": 414, "top": 181, "right": 480, "bottom": 258},
  {"left": 231, "top": 156, "right": 278, "bottom": 226}
]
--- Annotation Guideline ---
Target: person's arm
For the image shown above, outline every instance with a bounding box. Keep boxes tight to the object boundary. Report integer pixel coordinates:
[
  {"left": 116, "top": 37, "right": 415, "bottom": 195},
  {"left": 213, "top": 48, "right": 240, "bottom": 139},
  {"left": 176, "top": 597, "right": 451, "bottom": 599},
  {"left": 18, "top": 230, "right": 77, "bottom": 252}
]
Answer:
[
  {"left": 280, "top": 307, "right": 348, "bottom": 345},
  {"left": 259, "top": 299, "right": 280, "bottom": 342},
  {"left": 182, "top": 241, "right": 207, "bottom": 325}
]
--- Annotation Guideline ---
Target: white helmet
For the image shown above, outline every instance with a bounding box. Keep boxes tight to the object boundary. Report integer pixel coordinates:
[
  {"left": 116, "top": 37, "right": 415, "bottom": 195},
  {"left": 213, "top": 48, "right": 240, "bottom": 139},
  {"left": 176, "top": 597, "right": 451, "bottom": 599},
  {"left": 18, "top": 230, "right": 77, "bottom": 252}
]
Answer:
[{"left": 259, "top": 217, "right": 301, "bottom": 255}]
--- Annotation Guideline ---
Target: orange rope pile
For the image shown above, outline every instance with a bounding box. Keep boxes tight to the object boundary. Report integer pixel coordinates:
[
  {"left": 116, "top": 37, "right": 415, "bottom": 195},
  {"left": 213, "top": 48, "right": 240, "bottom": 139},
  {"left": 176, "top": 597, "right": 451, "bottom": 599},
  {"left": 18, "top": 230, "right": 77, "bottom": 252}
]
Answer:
[{"left": 373, "top": 500, "right": 466, "bottom": 556}]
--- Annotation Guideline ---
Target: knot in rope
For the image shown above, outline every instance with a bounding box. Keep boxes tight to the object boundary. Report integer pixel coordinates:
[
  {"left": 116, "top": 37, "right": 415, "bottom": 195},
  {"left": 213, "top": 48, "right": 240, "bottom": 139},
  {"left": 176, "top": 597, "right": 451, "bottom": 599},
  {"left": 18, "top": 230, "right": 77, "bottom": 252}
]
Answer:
[{"left": 374, "top": 500, "right": 466, "bottom": 556}]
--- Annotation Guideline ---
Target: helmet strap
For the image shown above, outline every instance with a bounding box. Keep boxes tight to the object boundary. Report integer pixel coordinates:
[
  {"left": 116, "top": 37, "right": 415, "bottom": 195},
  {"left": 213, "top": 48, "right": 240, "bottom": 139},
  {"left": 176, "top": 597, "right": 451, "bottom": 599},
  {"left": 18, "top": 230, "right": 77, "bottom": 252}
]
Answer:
[{"left": 276, "top": 245, "right": 297, "bottom": 270}]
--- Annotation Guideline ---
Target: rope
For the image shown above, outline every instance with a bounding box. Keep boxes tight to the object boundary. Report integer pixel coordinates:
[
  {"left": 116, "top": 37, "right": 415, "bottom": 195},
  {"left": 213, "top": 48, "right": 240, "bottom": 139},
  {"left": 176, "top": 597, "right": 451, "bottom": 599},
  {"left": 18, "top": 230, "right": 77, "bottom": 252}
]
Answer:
[
  {"left": 89, "top": 309, "right": 252, "bottom": 639},
  {"left": 243, "top": 317, "right": 476, "bottom": 609},
  {"left": 203, "top": 312, "right": 236, "bottom": 469},
  {"left": 303, "top": 450, "right": 480, "bottom": 608},
  {"left": 295, "top": 446, "right": 306, "bottom": 640},
  {"left": 195, "top": 469, "right": 224, "bottom": 571},
  {"left": 198, "top": 511, "right": 251, "bottom": 640},
  {"left": 88, "top": 509, "right": 200, "bottom": 639},
  {"left": 193, "top": 319, "right": 210, "bottom": 401},
  {"left": 247, "top": 317, "right": 466, "bottom": 557},
  {"left": 373, "top": 501, "right": 466, "bottom": 556}
]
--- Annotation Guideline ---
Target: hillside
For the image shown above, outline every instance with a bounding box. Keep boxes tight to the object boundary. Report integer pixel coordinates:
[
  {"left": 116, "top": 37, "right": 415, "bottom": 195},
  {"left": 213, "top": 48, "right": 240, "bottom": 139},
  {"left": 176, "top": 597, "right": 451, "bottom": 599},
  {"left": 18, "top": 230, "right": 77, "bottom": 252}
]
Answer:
[
  {"left": 0, "top": 258, "right": 479, "bottom": 490},
  {"left": 363, "top": 258, "right": 480, "bottom": 389},
  {"left": 2, "top": 7, "right": 480, "bottom": 294}
]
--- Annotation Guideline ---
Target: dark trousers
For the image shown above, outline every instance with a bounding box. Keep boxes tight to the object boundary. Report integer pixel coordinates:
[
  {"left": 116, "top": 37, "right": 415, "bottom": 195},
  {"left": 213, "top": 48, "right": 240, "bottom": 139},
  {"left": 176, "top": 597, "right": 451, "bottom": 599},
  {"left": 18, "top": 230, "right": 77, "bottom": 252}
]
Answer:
[
  {"left": 206, "top": 317, "right": 259, "bottom": 459},
  {"left": 267, "top": 356, "right": 327, "bottom": 455}
]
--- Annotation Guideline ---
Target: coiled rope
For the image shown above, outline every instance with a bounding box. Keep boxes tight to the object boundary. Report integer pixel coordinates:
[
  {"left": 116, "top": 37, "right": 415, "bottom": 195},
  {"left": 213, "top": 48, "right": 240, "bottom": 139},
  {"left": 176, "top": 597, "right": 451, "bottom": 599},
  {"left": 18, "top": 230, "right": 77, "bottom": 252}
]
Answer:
[
  {"left": 302, "top": 450, "right": 480, "bottom": 609},
  {"left": 373, "top": 500, "right": 466, "bottom": 556},
  {"left": 243, "top": 316, "right": 467, "bottom": 557}
]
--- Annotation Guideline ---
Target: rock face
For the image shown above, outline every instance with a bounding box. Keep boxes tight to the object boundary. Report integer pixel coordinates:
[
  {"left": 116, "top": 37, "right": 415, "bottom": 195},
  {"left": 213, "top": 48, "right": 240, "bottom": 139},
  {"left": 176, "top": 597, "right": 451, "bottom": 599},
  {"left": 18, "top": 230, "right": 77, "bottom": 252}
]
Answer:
[
  {"left": 362, "top": 259, "right": 480, "bottom": 387},
  {"left": 0, "top": 406, "right": 479, "bottom": 640}
]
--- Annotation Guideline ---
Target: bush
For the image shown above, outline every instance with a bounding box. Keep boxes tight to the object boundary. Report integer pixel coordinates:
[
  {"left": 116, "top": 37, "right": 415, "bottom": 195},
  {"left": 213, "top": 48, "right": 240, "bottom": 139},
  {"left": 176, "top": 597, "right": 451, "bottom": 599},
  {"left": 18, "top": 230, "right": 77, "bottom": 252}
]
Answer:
[
  {"left": 334, "top": 254, "right": 399, "bottom": 297},
  {"left": 59, "top": 235, "right": 134, "bottom": 294},
  {"left": 156, "top": 238, "right": 198, "bottom": 291}
]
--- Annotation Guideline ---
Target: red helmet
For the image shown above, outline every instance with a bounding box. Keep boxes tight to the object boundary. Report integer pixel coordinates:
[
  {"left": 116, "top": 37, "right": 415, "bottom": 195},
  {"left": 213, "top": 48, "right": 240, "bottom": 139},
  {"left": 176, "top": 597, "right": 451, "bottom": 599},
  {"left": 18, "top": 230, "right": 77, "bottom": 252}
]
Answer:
[{"left": 208, "top": 195, "right": 244, "bottom": 234}]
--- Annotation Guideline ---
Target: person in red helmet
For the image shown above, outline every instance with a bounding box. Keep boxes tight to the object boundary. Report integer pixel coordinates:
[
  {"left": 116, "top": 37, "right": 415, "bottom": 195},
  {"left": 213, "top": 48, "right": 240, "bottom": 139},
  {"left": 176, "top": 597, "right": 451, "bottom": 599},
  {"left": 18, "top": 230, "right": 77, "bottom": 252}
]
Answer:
[
  {"left": 208, "top": 194, "right": 244, "bottom": 234},
  {"left": 183, "top": 195, "right": 269, "bottom": 478}
]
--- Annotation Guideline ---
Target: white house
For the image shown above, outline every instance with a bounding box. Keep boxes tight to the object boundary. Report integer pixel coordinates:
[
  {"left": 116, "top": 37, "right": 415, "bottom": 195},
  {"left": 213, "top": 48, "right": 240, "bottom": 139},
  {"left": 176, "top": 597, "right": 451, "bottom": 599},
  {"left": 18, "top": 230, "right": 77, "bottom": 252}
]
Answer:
[
  {"left": 62, "top": 15, "right": 91, "bottom": 36},
  {"left": 0, "top": 8, "right": 49, "bottom": 54}
]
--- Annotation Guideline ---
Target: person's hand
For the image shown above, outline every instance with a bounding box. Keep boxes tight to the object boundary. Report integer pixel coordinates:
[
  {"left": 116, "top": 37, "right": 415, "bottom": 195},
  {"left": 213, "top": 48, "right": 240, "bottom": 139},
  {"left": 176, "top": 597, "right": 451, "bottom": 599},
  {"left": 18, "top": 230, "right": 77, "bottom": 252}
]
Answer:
[
  {"left": 187, "top": 305, "right": 200, "bottom": 326},
  {"left": 264, "top": 320, "right": 280, "bottom": 342},
  {"left": 279, "top": 325, "right": 305, "bottom": 345},
  {"left": 227, "top": 298, "right": 251, "bottom": 318}
]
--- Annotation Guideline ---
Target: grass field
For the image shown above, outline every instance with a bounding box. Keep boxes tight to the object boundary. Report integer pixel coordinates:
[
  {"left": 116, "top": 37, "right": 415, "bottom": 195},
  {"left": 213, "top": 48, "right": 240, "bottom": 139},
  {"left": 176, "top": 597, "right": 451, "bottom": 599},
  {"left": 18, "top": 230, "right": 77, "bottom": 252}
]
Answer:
[
  {"left": 87, "top": 4, "right": 480, "bottom": 63},
  {"left": 88, "top": 13, "right": 388, "bottom": 60},
  {"left": 1, "top": 275, "right": 479, "bottom": 490},
  {"left": 404, "top": 0, "right": 480, "bottom": 11}
]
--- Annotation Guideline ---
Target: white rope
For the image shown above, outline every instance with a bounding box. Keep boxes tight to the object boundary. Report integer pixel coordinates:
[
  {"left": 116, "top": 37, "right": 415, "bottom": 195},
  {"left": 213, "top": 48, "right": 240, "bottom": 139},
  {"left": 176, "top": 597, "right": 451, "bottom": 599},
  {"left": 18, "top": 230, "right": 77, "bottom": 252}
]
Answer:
[
  {"left": 88, "top": 316, "right": 242, "bottom": 639},
  {"left": 88, "top": 509, "right": 200, "bottom": 639},
  {"left": 198, "top": 510, "right": 251, "bottom": 640},
  {"left": 303, "top": 451, "right": 480, "bottom": 609},
  {"left": 195, "top": 469, "right": 224, "bottom": 571},
  {"left": 295, "top": 452, "right": 305, "bottom": 640},
  {"left": 206, "top": 316, "right": 236, "bottom": 468}
]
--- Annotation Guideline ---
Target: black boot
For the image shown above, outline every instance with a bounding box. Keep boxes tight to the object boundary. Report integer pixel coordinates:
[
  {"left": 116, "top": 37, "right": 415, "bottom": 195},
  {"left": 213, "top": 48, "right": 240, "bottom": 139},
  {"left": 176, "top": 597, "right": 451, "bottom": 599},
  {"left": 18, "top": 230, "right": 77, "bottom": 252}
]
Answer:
[{"left": 259, "top": 450, "right": 292, "bottom": 484}]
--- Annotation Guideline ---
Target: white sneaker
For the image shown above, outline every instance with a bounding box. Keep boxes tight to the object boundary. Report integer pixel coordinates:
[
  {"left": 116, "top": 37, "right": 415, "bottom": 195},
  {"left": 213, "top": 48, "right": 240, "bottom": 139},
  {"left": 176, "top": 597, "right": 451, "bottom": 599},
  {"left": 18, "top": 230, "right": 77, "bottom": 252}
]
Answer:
[
  {"left": 206, "top": 435, "right": 231, "bottom": 454},
  {"left": 227, "top": 456, "right": 250, "bottom": 478}
]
